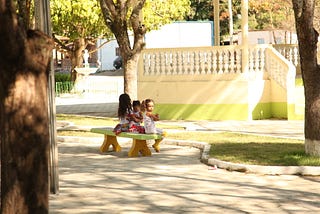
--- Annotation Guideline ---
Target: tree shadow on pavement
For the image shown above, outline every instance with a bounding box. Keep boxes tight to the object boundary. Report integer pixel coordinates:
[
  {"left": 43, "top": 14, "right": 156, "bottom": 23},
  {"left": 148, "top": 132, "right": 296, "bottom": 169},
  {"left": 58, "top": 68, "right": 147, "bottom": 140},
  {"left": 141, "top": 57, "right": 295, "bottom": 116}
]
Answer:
[{"left": 50, "top": 139, "right": 320, "bottom": 213}]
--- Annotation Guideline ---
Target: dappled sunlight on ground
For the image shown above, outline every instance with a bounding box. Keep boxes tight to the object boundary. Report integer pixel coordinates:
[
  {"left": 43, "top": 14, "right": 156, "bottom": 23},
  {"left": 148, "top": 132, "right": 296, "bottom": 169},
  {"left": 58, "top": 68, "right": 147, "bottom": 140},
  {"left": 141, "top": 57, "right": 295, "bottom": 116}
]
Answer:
[{"left": 50, "top": 138, "right": 320, "bottom": 213}]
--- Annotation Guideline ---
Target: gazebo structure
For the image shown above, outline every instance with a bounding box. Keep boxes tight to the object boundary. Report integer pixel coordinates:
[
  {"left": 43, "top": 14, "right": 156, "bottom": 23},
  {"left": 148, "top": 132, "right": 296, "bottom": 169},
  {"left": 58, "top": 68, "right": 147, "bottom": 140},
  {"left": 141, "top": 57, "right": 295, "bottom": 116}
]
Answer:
[{"left": 34, "top": 0, "right": 59, "bottom": 194}]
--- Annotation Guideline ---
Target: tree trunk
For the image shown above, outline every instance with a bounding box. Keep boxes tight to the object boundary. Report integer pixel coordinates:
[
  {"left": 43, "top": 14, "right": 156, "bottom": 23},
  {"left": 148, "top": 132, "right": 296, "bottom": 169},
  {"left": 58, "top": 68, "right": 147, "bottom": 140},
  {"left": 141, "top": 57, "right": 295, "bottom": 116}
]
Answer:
[
  {"left": 0, "top": 1, "right": 54, "bottom": 211},
  {"left": 292, "top": 0, "right": 320, "bottom": 156},
  {"left": 70, "top": 38, "right": 86, "bottom": 82},
  {"left": 123, "top": 54, "right": 140, "bottom": 100},
  {"left": 99, "top": 0, "right": 146, "bottom": 99}
]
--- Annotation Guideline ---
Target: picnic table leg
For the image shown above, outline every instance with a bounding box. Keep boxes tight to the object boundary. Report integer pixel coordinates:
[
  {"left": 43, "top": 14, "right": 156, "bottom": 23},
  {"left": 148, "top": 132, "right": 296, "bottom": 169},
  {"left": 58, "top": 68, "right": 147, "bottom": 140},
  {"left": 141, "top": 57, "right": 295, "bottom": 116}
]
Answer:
[
  {"left": 99, "top": 134, "right": 121, "bottom": 152},
  {"left": 128, "top": 139, "right": 151, "bottom": 157},
  {"left": 152, "top": 139, "right": 163, "bottom": 152}
]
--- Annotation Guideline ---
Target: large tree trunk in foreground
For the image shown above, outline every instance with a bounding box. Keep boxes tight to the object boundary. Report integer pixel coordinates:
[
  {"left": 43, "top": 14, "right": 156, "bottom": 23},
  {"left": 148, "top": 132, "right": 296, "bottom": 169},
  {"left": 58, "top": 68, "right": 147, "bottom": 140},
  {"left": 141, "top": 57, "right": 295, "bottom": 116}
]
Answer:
[
  {"left": 292, "top": 0, "right": 320, "bottom": 156},
  {"left": 0, "top": 0, "right": 54, "bottom": 212}
]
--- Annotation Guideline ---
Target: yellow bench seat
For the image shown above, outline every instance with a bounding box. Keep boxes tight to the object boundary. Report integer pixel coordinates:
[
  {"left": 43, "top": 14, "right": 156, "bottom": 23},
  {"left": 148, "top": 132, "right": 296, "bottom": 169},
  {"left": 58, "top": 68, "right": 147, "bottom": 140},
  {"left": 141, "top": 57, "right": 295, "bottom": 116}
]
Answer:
[{"left": 90, "top": 127, "right": 163, "bottom": 157}]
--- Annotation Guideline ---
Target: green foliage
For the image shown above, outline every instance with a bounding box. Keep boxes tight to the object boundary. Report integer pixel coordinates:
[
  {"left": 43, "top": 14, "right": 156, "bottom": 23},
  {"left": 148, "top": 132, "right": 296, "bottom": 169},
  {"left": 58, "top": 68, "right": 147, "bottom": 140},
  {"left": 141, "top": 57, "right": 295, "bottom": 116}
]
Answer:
[
  {"left": 187, "top": 0, "right": 242, "bottom": 37},
  {"left": 50, "top": 0, "right": 111, "bottom": 41},
  {"left": 55, "top": 81, "right": 74, "bottom": 95},
  {"left": 187, "top": 0, "right": 294, "bottom": 37},
  {"left": 55, "top": 73, "right": 71, "bottom": 83},
  {"left": 142, "top": 0, "right": 191, "bottom": 31},
  {"left": 248, "top": 0, "right": 294, "bottom": 30}
]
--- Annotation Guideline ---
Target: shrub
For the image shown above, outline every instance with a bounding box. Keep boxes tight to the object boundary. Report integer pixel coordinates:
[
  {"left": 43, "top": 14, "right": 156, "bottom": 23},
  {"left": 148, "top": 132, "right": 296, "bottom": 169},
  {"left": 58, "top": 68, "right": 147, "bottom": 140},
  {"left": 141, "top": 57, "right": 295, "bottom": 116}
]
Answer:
[{"left": 55, "top": 72, "right": 71, "bottom": 83}]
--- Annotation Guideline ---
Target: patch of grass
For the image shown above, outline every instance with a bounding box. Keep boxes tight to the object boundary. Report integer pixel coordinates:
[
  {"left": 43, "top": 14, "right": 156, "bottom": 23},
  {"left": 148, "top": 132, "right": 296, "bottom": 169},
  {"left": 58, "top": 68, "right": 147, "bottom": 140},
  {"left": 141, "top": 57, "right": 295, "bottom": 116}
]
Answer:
[
  {"left": 167, "top": 132, "right": 320, "bottom": 166},
  {"left": 56, "top": 114, "right": 184, "bottom": 129},
  {"left": 157, "top": 123, "right": 185, "bottom": 130},
  {"left": 58, "top": 130, "right": 100, "bottom": 137},
  {"left": 57, "top": 114, "right": 118, "bottom": 126},
  {"left": 56, "top": 115, "right": 320, "bottom": 166}
]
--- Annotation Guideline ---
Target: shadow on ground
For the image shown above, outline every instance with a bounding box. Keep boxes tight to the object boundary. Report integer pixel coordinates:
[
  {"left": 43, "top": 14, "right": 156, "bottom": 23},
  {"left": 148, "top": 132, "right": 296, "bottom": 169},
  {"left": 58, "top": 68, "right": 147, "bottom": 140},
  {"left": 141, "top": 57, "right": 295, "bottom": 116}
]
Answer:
[{"left": 49, "top": 138, "right": 320, "bottom": 213}]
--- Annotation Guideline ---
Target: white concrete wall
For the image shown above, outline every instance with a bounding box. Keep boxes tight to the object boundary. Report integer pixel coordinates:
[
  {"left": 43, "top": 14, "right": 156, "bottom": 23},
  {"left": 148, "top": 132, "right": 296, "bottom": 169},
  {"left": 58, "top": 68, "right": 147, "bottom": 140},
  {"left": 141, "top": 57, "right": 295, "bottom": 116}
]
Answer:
[
  {"left": 97, "top": 39, "right": 119, "bottom": 71},
  {"left": 97, "top": 21, "right": 214, "bottom": 70},
  {"left": 145, "top": 21, "right": 213, "bottom": 48}
]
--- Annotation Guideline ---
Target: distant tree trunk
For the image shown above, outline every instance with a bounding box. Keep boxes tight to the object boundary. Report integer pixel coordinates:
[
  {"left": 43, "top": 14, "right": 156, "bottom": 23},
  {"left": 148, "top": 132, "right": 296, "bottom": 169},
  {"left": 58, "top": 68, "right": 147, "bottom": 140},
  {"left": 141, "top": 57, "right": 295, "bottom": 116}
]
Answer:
[
  {"left": 0, "top": 0, "right": 54, "bottom": 212},
  {"left": 292, "top": 0, "right": 320, "bottom": 156},
  {"left": 70, "top": 38, "right": 86, "bottom": 82},
  {"left": 113, "top": 21, "right": 145, "bottom": 100},
  {"left": 122, "top": 53, "right": 140, "bottom": 100},
  {"left": 99, "top": 0, "right": 146, "bottom": 99}
]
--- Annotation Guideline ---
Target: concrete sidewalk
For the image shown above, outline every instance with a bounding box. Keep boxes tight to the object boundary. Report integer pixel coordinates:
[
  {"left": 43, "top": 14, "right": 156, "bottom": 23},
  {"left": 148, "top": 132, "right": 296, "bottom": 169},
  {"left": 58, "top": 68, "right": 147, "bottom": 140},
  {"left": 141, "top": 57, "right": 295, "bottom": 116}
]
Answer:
[
  {"left": 51, "top": 97, "right": 320, "bottom": 213},
  {"left": 49, "top": 136, "right": 320, "bottom": 213}
]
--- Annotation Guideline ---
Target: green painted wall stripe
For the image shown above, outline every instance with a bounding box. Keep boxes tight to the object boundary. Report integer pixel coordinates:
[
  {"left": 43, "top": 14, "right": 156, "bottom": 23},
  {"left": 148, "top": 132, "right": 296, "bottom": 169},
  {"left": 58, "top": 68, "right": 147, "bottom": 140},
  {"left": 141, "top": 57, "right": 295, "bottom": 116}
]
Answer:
[
  {"left": 155, "top": 104, "right": 248, "bottom": 120},
  {"left": 271, "top": 102, "right": 288, "bottom": 119},
  {"left": 252, "top": 103, "right": 271, "bottom": 119},
  {"left": 154, "top": 102, "right": 304, "bottom": 120}
]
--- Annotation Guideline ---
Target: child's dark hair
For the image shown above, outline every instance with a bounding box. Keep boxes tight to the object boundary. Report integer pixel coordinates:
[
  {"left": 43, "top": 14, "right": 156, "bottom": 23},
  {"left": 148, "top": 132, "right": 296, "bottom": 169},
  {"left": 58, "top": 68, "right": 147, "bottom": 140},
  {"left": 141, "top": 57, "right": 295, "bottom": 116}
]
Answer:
[
  {"left": 118, "top": 93, "right": 132, "bottom": 118},
  {"left": 144, "top": 99, "right": 154, "bottom": 107},
  {"left": 132, "top": 100, "right": 141, "bottom": 107}
]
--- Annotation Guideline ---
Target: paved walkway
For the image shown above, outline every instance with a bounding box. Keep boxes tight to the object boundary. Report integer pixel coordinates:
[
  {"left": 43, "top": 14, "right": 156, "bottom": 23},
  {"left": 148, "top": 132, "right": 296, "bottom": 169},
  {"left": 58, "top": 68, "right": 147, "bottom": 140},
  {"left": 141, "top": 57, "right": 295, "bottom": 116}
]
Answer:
[
  {"left": 56, "top": 96, "right": 304, "bottom": 139},
  {"left": 50, "top": 97, "right": 320, "bottom": 213}
]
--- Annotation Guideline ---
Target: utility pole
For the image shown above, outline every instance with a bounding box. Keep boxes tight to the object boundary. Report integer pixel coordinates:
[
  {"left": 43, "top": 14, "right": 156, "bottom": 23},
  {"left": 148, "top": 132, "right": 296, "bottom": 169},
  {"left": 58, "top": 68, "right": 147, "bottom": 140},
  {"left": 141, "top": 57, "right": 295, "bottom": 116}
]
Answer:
[
  {"left": 34, "top": 0, "right": 59, "bottom": 194},
  {"left": 213, "top": 0, "right": 220, "bottom": 46},
  {"left": 228, "top": 0, "right": 234, "bottom": 45},
  {"left": 241, "top": 0, "right": 249, "bottom": 74}
]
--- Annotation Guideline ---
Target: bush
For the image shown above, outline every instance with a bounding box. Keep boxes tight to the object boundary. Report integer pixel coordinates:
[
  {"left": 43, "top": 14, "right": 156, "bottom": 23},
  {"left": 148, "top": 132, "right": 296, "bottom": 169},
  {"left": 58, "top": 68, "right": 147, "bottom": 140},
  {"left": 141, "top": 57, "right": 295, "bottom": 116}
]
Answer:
[{"left": 55, "top": 72, "right": 71, "bottom": 83}]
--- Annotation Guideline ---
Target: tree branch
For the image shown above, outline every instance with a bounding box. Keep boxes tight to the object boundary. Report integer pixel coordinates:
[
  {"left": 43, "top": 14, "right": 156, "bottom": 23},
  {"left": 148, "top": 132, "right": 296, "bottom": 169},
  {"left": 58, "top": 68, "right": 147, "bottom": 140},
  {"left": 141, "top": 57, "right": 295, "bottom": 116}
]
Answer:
[
  {"left": 130, "top": 0, "right": 146, "bottom": 53},
  {"left": 99, "top": 0, "right": 116, "bottom": 29},
  {"left": 88, "top": 38, "right": 116, "bottom": 54},
  {"left": 52, "top": 34, "right": 72, "bottom": 52}
]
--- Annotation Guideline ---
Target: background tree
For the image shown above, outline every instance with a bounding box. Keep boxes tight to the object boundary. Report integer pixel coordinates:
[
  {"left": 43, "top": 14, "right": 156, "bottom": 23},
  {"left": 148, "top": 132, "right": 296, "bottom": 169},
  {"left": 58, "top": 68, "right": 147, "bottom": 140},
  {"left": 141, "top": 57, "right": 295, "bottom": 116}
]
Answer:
[
  {"left": 292, "top": 0, "right": 320, "bottom": 156},
  {"left": 51, "top": 0, "right": 111, "bottom": 81},
  {"left": 187, "top": 0, "right": 295, "bottom": 42},
  {"left": 99, "top": 0, "right": 190, "bottom": 98},
  {"left": 187, "top": 0, "right": 242, "bottom": 40},
  {"left": 0, "top": 0, "right": 54, "bottom": 212},
  {"left": 248, "top": 1, "right": 294, "bottom": 31}
]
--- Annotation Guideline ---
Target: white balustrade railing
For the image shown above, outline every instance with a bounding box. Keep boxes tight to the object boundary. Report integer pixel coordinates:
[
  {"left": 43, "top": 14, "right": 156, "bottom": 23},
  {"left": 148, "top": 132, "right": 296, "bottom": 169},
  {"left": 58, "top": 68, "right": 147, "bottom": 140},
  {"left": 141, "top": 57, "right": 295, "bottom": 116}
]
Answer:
[
  {"left": 265, "top": 47, "right": 296, "bottom": 90},
  {"left": 248, "top": 45, "right": 268, "bottom": 73},
  {"left": 273, "top": 44, "right": 300, "bottom": 67},
  {"left": 142, "top": 45, "right": 273, "bottom": 76}
]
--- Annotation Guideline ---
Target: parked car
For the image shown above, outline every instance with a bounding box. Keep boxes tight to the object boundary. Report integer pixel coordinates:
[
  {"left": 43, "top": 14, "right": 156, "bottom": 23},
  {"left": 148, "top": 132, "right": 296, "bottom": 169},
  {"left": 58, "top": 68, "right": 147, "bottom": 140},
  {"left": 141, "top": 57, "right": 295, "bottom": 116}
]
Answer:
[{"left": 113, "top": 56, "right": 122, "bottom": 69}]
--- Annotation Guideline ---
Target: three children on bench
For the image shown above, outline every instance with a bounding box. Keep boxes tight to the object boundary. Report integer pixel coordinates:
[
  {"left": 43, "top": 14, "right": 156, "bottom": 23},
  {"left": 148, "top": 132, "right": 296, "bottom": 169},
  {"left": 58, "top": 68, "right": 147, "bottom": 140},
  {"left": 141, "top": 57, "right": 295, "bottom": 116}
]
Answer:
[{"left": 113, "top": 93, "right": 164, "bottom": 135}]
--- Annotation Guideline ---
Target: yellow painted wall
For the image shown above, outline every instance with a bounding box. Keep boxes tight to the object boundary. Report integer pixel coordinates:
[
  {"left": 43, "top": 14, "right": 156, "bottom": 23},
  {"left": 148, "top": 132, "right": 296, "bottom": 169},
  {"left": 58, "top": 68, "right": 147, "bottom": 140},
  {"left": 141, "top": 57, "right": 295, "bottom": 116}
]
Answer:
[
  {"left": 138, "top": 73, "right": 293, "bottom": 120},
  {"left": 137, "top": 46, "right": 299, "bottom": 120},
  {"left": 138, "top": 80, "right": 249, "bottom": 104}
]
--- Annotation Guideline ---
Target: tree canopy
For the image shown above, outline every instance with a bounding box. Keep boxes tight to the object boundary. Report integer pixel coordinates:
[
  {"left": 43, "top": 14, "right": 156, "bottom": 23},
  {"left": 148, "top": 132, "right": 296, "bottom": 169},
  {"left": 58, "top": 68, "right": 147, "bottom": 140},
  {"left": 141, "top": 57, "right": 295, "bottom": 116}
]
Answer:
[
  {"left": 248, "top": 0, "right": 294, "bottom": 31},
  {"left": 51, "top": 0, "right": 110, "bottom": 42},
  {"left": 143, "top": 0, "right": 190, "bottom": 30},
  {"left": 187, "top": 0, "right": 296, "bottom": 38}
]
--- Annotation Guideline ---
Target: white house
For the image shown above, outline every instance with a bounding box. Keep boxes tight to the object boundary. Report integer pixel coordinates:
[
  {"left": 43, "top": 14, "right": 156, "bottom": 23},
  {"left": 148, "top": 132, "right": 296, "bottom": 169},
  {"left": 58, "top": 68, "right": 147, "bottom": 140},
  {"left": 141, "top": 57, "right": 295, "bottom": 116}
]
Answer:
[
  {"left": 237, "top": 30, "right": 298, "bottom": 45},
  {"left": 97, "top": 21, "right": 214, "bottom": 71}
]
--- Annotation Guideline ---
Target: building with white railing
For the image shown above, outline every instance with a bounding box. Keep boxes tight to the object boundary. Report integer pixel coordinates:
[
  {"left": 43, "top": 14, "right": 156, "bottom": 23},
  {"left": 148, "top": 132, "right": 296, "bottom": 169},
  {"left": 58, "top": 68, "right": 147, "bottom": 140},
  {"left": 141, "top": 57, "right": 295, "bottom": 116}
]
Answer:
[{"left": 137, "top": 44, "right": 304, "bottom": 120}]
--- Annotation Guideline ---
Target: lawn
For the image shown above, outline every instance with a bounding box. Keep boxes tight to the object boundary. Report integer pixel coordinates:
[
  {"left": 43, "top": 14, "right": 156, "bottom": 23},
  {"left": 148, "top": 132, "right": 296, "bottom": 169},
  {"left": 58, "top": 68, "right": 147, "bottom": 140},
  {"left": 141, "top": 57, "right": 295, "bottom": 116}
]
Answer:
[
  {"left": 168, "top": 131, "right": 319, "bottom": 166},
  {"left": 56, "top": 114, "right": 320, "bottom": 166}
]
